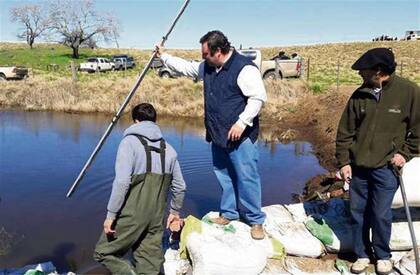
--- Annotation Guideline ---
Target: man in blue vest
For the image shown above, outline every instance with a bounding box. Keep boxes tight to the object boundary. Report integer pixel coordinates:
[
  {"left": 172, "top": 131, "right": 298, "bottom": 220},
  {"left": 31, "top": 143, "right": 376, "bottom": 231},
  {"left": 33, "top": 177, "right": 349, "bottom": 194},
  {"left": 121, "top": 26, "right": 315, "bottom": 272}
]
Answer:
[{"left": 156, "top": 30, "right": 267, "bottom": 240}]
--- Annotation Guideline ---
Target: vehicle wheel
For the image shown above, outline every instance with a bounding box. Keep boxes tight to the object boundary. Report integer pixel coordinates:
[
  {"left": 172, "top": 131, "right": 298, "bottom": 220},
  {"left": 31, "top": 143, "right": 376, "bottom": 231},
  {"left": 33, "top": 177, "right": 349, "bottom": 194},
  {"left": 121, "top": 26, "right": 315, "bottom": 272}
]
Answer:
[
  {"left": 160, "top": 72, "right": 171, "bottom": 78},
  {"left": 263, "top": 71, "right": 282, "bottom": 80},
  {"left": 96, "top": 67, "right": 101, "bottom": 73},
  {"left": 111, "top": 66, "right": 115, "bottom": 71},
  {"left": 0, "top": 74, "right": 6, "bottom": 81},
  {"left": 118, "top": 66, "right": 123, "bottom": 70}
]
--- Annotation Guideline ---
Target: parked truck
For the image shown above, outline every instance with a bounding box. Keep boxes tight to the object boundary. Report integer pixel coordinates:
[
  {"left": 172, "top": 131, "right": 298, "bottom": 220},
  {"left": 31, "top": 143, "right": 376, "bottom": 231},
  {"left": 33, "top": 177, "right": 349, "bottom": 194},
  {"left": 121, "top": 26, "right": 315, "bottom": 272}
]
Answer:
[
  {"left": 238, "top": 49, "right": 302, "bottom": 79},
  {"left": 79, "top": 57, "right": 115, "bottom": 73},
  {"left": 404, "top": 30, "right": 420, "bottom": 41},
  {"left": 156, "top": 48, "right": 302, "bottom": 80},
  {"left": 0, "top": 66, "right": 29, "bottom": 81}
]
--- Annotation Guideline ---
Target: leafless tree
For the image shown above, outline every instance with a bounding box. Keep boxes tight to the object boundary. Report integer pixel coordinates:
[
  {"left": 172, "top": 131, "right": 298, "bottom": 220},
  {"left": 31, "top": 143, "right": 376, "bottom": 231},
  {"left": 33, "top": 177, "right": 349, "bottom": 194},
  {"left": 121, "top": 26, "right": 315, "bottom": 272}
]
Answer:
[
  {"left": 48, "top": 0, "right": 120, "bottom": 58},
  {"left": 10, "top": 4, "right": 50, "bottom": 49}
]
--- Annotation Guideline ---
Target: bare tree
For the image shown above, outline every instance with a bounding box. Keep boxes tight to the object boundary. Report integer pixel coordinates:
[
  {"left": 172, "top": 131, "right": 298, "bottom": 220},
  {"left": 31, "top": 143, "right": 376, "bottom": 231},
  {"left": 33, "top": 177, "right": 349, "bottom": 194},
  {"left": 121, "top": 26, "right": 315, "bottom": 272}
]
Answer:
[
  {"left": 48, "top": 0, "right": 120, "bottom": 58},
  {"left": 10, "top": 4, "right": 50, "bottom": 49},
  {"left": 107, "top": 15, "right": 122, "bottom": 49}
]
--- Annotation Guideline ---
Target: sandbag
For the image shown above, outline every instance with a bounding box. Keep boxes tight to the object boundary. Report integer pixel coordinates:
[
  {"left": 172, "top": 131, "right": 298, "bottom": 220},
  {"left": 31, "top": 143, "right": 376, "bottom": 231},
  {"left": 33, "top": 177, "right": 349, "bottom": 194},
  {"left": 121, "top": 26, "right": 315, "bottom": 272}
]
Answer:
[
  {"left": 284, "top": 199, "right": 353, "bottom": 253},
  {"left": 392, "top": 157, "right": 420, "bottom": 208},
  {"left": 305, "top": 217, "right": 353, "bottom": 253},
  {"left": 180, "top": 213, "right": 283, "bottom": 275},
  {"left": 263, "top": 205, "right": 325, "bottom": 258},
  {"left": 163, "top": 248, "right": 192, "bottom": 275},
  {"left": 395, "top": 248, "right": 420, "bottom": 275},
  {"left": 390, "top": 222, "right": 420, "bottom": 250}
]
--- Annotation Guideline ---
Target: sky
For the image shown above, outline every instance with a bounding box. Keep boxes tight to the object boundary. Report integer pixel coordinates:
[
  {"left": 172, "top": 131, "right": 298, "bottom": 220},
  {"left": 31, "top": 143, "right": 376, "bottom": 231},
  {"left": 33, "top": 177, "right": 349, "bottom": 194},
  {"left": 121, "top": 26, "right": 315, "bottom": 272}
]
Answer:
[{"left": 0, "top": 0, "right": 419, "bottom": 49}]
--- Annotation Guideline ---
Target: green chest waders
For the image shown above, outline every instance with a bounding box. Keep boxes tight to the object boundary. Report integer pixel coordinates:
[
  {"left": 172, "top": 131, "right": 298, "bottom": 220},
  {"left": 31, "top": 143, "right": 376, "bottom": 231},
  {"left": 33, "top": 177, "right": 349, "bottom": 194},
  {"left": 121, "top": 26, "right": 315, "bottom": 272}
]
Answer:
[{"left": 94, "top": 135, "right": 173, "bottom": 275}]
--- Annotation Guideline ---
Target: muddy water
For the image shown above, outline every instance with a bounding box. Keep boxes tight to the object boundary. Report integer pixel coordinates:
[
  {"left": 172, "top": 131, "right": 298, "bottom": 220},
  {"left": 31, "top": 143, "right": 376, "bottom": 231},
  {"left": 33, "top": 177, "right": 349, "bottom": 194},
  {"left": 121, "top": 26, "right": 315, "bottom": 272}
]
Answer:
[{"left": 0, "top": 110, "right": 326, "bottom": 272}]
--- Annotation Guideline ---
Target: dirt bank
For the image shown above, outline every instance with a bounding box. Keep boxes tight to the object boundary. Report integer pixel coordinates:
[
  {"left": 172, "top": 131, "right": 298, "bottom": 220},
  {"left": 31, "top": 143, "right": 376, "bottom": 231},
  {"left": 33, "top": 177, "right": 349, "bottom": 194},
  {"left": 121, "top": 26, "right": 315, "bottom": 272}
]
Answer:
[
  {"left": 276, "top": 85, "right": 355, "bottom": 171},
  {"left": 273, "top": 86, "right": 356, "bottom": 201}
]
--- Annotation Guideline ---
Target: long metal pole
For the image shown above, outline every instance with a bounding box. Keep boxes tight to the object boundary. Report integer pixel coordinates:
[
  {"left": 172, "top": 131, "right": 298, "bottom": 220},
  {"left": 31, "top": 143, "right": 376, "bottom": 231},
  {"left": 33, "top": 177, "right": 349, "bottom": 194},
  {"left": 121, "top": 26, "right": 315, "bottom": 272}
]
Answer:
[
  {"left": 398, "top": 168, "right": 420, "bottom": 274},
  {"left": 66, "top": 0, "right": 191, "bottom": 198}
]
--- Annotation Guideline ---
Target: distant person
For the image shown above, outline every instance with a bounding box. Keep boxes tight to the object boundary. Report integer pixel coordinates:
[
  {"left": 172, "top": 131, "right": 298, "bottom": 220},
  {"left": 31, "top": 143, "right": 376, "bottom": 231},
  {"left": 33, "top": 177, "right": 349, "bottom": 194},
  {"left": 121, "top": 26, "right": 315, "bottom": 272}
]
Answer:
[
  {"left": 336, "top": 48, "right": 420, "bottom": 274},
  {"left": 156, "top": 30, "right": 267, "bottom": 240},
  {"left": 94, "top": 103, "right": 186, "bottom": 274},
  {"left": 291, "top": 53, "right": 301, "bottom": 60},
  {"left": 271, "top": 51, "right": 290, "bottom": 60}
]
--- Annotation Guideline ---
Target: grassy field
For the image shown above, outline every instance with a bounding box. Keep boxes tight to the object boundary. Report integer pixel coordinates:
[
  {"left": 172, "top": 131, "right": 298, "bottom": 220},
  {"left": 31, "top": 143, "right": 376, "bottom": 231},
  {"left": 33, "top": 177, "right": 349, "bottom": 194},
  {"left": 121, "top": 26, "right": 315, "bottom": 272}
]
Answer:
[
  {"left": 0, "top": 41, "right": 419, "bottom": 118},
  {"left": 1, "top": 40, "right": 419, "bottom": 86}
]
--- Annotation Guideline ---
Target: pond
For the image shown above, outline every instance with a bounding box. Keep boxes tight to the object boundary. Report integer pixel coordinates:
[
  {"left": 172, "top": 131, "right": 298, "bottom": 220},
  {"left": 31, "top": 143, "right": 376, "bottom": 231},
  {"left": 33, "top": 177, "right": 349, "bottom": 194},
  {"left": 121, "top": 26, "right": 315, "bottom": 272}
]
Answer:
[{"left": 0, "top": 110, "right": 326, "bottom": 272}]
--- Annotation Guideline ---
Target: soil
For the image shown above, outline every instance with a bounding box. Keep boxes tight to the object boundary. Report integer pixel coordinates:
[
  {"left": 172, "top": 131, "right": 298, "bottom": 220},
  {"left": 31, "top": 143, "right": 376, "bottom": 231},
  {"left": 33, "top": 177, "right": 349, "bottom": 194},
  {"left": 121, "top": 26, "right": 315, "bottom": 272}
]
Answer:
[{"left": 272, "top": 85, "right": 357, "bottom": 201}]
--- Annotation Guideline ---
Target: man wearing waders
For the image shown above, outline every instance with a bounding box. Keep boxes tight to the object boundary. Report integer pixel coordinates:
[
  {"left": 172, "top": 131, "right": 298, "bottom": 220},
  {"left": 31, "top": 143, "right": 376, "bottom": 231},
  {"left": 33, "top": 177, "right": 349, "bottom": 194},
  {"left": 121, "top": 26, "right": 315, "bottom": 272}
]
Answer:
[
  {"left": 336, "top": 48, "right": 420, "bottom": 275},
  {"left": 156, "top": 30, "right": 267, "bottom": 240},
  {"left": 94, "top": 103, "right": 186, "bottom": 274}
]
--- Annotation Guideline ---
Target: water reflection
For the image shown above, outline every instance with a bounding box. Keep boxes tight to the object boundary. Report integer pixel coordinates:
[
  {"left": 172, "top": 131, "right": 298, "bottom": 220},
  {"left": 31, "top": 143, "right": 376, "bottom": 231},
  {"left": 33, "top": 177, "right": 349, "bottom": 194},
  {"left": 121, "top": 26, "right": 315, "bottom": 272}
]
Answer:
[{"left": 0, "top": 110, "right": 325, "bottom": 272}]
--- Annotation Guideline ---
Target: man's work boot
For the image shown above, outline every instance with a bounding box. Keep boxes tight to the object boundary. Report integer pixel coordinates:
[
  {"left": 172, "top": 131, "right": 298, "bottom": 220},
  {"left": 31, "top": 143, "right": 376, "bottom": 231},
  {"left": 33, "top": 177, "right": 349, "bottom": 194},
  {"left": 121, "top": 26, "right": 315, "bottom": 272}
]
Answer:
[
  {"left": 351, "top": 258, "right": 370, "bottom": 274},
  {"left": 376, "top": 259, "right": 393, "bottom": 275},
  {"left": 209, "top": 216, "right": 231, "bottom": 225},
  {"left": 251, "top": 224, "right": 265, "bottom": 240}
]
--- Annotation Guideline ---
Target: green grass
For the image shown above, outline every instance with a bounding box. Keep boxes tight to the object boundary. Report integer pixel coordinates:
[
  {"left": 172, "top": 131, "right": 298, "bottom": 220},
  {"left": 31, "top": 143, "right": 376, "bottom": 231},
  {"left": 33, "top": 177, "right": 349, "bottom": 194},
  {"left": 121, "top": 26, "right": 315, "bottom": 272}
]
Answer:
[
  {"left": 0, "top": 45, "right": 98, "bottom": 69},
  {"left": 0, "top": 43, "right": 144, "bottom": 79},
  {"left": 1, "top": 41, "right": 419, "bottom": 91}
]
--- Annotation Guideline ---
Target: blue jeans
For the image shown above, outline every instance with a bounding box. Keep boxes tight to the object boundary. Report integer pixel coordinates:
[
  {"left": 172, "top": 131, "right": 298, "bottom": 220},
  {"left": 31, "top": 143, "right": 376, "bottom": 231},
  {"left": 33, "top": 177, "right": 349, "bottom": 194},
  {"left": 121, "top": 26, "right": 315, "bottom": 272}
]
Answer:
[
  {"left": 211, "top": 138, "right": 266, "bottom": 225},
  {"left": 350, "top": 165, "right": 399, "bottom": 260}
]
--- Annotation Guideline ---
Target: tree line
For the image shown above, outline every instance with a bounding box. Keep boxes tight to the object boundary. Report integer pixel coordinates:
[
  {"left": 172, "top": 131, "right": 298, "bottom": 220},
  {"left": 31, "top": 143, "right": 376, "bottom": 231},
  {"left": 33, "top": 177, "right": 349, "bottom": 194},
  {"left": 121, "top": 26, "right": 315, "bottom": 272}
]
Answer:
[{"left": 9, "top": 0, "right": 121, "bottom": 58}]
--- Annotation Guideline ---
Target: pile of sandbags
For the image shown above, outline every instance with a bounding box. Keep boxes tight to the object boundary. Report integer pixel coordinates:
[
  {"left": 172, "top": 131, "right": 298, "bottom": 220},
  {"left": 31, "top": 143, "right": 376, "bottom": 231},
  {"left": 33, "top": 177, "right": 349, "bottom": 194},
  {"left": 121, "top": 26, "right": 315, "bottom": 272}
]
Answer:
[
  {"left": 166, "top": 212, "right": 285, "bottom": 275},
  {"left": 288, "top": 199, "right": 354, "bottom": 253}
]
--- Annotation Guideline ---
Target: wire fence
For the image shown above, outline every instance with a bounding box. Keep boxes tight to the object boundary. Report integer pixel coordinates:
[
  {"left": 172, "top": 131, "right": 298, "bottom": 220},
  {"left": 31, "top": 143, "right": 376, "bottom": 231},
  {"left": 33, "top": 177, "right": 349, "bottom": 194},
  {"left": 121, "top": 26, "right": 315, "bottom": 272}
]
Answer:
[
  {"left": 304, "top": 58, "right": 420, "bottom": 92},
  {"left": 18, "top": 57, "right": 420, "bottom": 92}
]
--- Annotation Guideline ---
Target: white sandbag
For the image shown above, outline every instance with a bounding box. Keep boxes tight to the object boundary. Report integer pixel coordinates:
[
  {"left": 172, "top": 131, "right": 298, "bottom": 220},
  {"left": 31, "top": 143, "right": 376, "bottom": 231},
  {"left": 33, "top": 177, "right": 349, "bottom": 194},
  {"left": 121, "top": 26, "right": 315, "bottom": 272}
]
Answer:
[
  {"left": 262, "top": 204, "right": 295, "bottom": 223},
  {"left": 392, "top": 157, "right": 420, "bottom": 208},
  {"left": 284, "top": 199, "right": 351, "bottom": 223},
  {"left": 263, "top": 205, "right": 325, "bottom": 258},
  {"left": 183, "top": 212, "right": 271, "bottom": 275},
  {"left": 163, "top": 248, "right": 192, "bottom": 275},
  {"left": 390, "top": 222, "right": 420, "bottom": 250},
  {"left": 187, "top": 232, "right": 267, "bottom": 275},
  {"left": 284, "top": 199, "right": 353, "bottom": 253},
  {"left": 283, "top": 202, "right": 308, "bottom": 223},
  {"left": 394, "top": 248, "right": 420, "bottom": 275}
]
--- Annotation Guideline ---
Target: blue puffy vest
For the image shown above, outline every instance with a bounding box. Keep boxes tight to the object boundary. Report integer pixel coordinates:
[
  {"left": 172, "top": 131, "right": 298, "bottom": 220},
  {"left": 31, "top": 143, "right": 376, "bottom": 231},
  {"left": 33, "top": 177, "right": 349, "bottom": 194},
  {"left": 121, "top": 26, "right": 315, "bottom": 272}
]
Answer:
[{"left": 203, "top": 50, "right": 259, "bottom": 148}]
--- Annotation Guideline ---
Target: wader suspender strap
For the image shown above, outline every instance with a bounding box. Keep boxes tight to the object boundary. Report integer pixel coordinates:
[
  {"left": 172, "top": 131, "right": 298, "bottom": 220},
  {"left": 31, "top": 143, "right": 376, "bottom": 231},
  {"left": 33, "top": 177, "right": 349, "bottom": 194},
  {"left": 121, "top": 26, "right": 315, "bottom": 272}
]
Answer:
[{"left": 129, "top": 134, "right": 166, "bottom": 174}]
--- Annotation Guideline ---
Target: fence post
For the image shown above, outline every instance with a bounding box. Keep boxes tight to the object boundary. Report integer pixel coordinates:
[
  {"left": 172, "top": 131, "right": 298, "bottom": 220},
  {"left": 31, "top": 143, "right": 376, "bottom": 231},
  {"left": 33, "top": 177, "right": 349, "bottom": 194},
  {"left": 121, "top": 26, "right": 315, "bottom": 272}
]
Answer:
[
  {"left": 274, "top": 59, "right": 279, "bottom": 80},
  {"left": 336, "top": 60, "right": 340, "bottom": 92},
  {"left": 306, "top": 58, "right": 310, "bottom": 81},
  {"left": 70, "top": 61, "right": 78, "bottom": 82},
  {"left": 400, "top": 61, "right": 403, "bottom": 77}
]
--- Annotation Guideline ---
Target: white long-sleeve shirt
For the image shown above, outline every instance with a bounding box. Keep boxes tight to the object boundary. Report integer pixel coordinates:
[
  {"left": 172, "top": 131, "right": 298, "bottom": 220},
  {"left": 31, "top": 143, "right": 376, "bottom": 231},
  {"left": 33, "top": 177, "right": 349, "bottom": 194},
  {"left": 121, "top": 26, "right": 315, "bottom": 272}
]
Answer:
[{"left": 160, "top": 52, "right": 267, "bottom": 129}]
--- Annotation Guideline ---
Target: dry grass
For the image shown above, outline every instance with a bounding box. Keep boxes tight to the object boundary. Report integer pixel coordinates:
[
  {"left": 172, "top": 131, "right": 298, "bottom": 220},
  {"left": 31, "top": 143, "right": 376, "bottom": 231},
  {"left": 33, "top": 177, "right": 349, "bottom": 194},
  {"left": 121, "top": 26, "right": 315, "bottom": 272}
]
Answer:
[
  {"left": 261, "top": 41, "right": 420, "bottom": 85},
  {"left": 0, "top": 74, "right": 308, "bottom": 121},
  {"left": 1, "top": 41, "right": 418, "bottom": 127}
]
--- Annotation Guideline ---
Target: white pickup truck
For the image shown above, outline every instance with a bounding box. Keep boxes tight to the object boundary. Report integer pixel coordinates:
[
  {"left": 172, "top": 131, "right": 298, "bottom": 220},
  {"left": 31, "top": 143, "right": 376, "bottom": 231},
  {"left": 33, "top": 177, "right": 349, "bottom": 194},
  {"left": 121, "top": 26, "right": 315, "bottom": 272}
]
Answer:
[
  {"left": 79, "top": 57, "right": 115, "bottom": 73},
  {"left": 0, "top": 66, "right": 29, "bottom": 80},
  {"left": 238, "top": 49, "right": 302, "bottom": 79}
]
